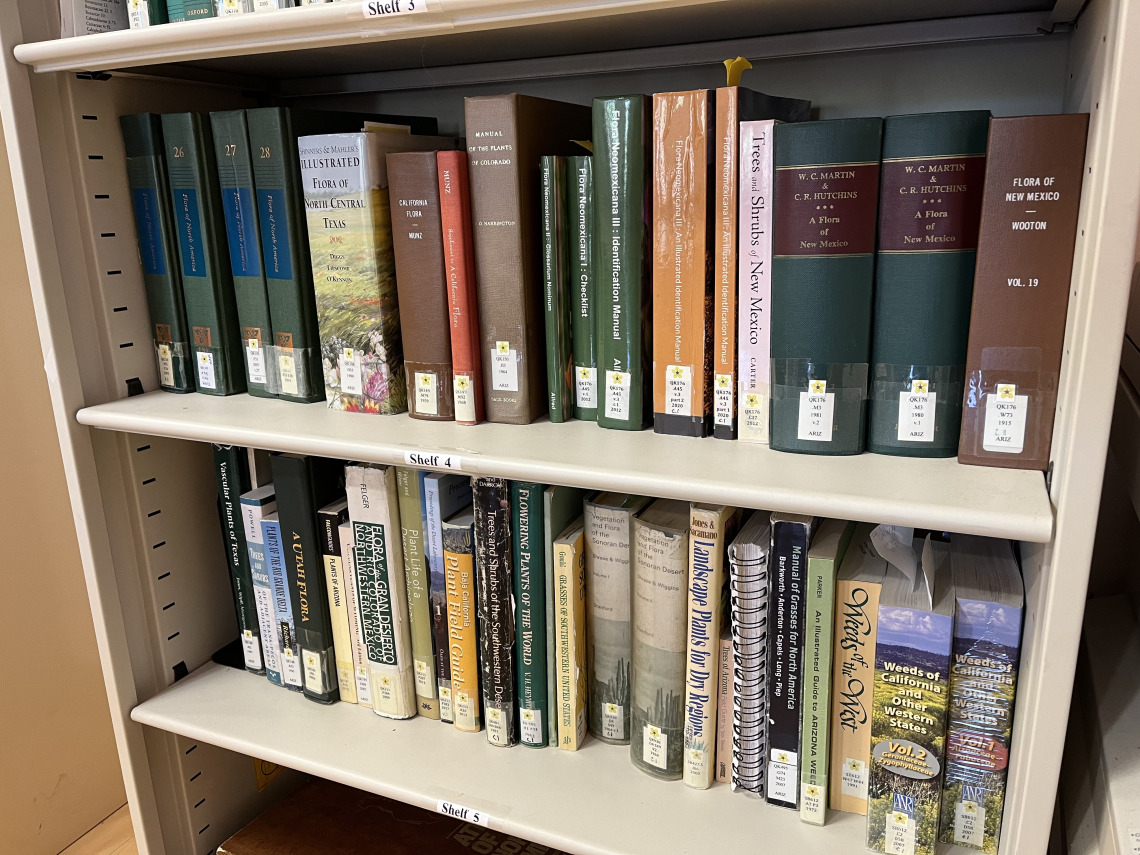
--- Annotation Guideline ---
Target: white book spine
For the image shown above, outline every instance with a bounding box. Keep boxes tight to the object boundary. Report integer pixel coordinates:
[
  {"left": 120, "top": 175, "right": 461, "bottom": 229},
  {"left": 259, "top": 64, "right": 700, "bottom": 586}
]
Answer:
[
  {"left": 339, "top": 522, "right": 373, "bottom": 709},
  {"left": 324, "top": 525, "right": 357, "bottom": 704},
  {"left": 737, "top": 119, "right": 776, "bottom": 444}
]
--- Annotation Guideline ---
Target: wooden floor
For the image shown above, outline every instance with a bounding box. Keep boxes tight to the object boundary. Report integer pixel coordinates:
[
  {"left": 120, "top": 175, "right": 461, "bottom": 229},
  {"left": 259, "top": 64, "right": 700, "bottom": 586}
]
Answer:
[{"left": 59, "top": 805, "right": 137, "bottom": 855}]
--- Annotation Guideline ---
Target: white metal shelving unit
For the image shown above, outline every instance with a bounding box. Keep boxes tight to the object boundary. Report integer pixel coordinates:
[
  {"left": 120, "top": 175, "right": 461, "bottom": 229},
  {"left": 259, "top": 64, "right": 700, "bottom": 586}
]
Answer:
[{"left": 1, "top": 1, "right": 1137, "bottom": 853}]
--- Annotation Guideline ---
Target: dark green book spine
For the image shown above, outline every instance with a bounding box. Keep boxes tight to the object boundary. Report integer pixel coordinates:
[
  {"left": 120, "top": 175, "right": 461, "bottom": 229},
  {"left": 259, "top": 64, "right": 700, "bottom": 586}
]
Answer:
[
  {"left": 771, "top": 118, "right": 883, "bottom": 454},
  {"left": 868, "top": 111, "right": 990, "bottom": 457},
  {"left": 542, "top": 156, "right": 572, "bottom": 423},
  {"left": 160, "top": 112, "right": 246, "bottom": 396},
  {"left": 512, "top": 481, "right": 548, "bottom": 747},
  {"left": 166, "top": 0, "right": 214, "bottom": 21},
  {"left": 568, "top": 155, "right": 598, "bottom": 421},
  {"left": 246, "top": 108, "right": 326, "bottom": 403},
  {"left": 212, "top": 444, "right": 263, "bottom": 675},
  {"left": 593, "top": 95, "right": 652, "bottom": 430},
  {"left": 269, "top": 453, "right": 344, "bottom": 704},
  {"left": 120, "top": 113, "right": 194, "bottom": 393},
  {"left": 211, "top": 110, "right": 275, "bottom": 399}
]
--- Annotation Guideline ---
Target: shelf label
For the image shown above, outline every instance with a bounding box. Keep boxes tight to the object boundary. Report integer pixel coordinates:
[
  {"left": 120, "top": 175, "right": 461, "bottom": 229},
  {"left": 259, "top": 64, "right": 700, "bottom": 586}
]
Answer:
[
  {"left": 403, "top": 451, "right": 463, "bottom": 472},
  {"left": 797, "top": 380, "right": 834, "bottom": 441},
  {"left": 714, "top": 373, "right": 733, "bottom": 427},
  {"left": 897, "top": 381, "right": 935, "bottom": 443},
  {"left": 436, "top": 799, "right": 490, "bottom": 828},
  {"left": 363, "top": 0, "right": 433, "bottom": 18},
  {"left": 983, "top": 384, "right": 1028, "bottom": 454}
]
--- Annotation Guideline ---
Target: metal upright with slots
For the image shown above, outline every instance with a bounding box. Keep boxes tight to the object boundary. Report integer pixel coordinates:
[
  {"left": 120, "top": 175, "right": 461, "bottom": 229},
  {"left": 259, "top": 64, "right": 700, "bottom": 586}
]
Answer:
[{"left": 1, "top": 2, "right": 1138, "bottom": 853}]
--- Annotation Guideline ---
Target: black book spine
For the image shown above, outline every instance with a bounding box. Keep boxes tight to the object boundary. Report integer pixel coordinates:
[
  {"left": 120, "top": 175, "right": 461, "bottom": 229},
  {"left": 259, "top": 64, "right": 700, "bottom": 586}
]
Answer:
[
  {"left": 270, "top": 453, "right": 343, "bottom": 704},
  {"left": 766, "top": 516, "right": 809, "bottom": 808},
  {"left": 473, "top": 477, "right": 517, "bottom": 746},
  {"left": 212, "top": 444, "right": 262, "bottom": 674}
]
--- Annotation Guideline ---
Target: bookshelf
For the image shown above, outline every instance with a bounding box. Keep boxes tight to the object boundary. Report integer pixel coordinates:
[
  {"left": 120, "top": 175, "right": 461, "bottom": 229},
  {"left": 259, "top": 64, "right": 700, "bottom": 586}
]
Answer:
[{"left": 2, "top": 1, "right": 1137, "bottom": 854}]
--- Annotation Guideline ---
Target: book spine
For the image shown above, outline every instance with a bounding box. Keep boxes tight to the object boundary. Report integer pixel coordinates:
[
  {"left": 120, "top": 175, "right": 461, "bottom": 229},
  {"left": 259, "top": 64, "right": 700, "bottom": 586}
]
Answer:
[
  {"left": 583, "top": 502, "right": 635, "bottom": 745},
  {"left": 730, "top": 538, "right": 770, "bottom": 795},
  {"left": 166, "top": 0, "right": 215, "bottom": 20},
  {"left": 554, "top": 528, "right": 588, "bottom": 750},
  {"left": 737, "top": 119, "right": 775, "bottom": 444},
  {"left": 869, "top": 111, "right": 990, "bottom": 457},
  {"left": 541, "top": 156, "right": 573, "bottom": 423},
  {"left": 593, "top": 95, "right": 652, "bottom": 431},
  {"left": 299, "top": 132, "right": 407, "bottom": 415},
  {"left": 767, "top": 518, "right": 808, "bottom": 808},
  {"left": 800, "top": 539, "right": 841, "bottom": 824},
  {"left": 346, "top": 465, "right": 417, "bottom": 719},
  {"left": 212, "top": 445, "right": 262, "bottom": 674},
  {"left": 444, "top": 518, "right": 482, "bottom": 732},
  {"left": 120, "top": 113, "right": 194, "bottom": 392},
  {"left": 242, "top": 495, "right": 282, "bottom": 686},
  {"left": 211, "top": 110, "right": 276, "bottom": 399},
  {"left": 161, "top": 112, "right": 246, "bottom": 396},
  {"left": 263, "top": 516, "right": 303, "bottom": 690},
  {"left": 712, "top": 87, "right": 738, "bottom": 439},
  {"left": 339, "top": 521, "right": 374, "bottom": 709},
  {"left": 631, "top": 519, "right": 688, "bottom": 778},
  {"left": 829, "top": 576, "right": 881, "bottom": 814},
  {"left": 423, "top": 477, "right": 455, "bottom": 721},
  {"left": 217, "top": 0, "right": 254, "bottom": 12},
  {"left": 247, "top": 108, "right": 325, "bottom": 403},
  {"left": 938, "top": 598, "right": 1022, "bottom": 851},
  {"left": 866, "top": 609, "right": 954, "bottom": 855},
  {"left": 318, "top": 506, "right": 356, "bottom": 703},
  {"left": 473, "top": 477, "right": 517, "bottom": 746},
  {"left": 395, "top": 468, "right": 440, "bottom": 719},
  {"left": 652, "top": 89, "right": 714, "bottom": 438},
  {"left": 436, "top": 151, "right": 485, "bottom": 425},
  {"left": 512, "top": 481, "right": 548, "bottom": 747},
  {"left": 770, "top": 118, "right": 883, "bottom": 454},
  {"left": 714, "top": 631, "right": 734, "bottom": 783},
  {"left": 129, "top": 0, "right": 166, "bottom": 28},
  {"left": 568, "top": 155, "right": 598, "bottom": 420}
]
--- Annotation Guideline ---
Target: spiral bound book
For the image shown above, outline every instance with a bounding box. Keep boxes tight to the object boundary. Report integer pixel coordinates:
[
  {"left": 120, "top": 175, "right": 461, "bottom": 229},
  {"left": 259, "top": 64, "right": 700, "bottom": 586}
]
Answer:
[{"left": 727, "top": 512, "right": 772, "bottom": 796}]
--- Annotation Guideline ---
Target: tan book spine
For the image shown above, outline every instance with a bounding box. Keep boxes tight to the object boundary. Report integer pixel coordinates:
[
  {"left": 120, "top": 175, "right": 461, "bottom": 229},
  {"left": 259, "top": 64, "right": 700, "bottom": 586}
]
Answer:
[
  {"left": 444, "top": 513, "right": 482, "bottom": 733},
  {"left": 712, "top": 87, "right": 739, "bottom": 439},
  {"left": 339, "top": 521, "right": 373, "bottom": 709},
  {"left": 555, "top": 524, "right": 588, "bottom": 750},
  {"left": 324, "top": 548, "right": 357, "bottom": 704},
  {"left": 715, "top": 631, "right": 734, "bottom": 783}
]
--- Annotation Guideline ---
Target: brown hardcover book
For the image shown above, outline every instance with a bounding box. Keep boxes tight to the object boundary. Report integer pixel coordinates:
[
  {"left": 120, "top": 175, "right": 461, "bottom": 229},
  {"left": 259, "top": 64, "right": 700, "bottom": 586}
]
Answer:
[
  {"left": 653, "top": 89, "right": 716, "bottom": 437},
  {"left": 388, "top": 150, "right": 457, "bottom": 421},
  {"left": 958, "top": 114, "right": 1089, "bottom": 469},
  {"left": 464, "top": 94, "right": 592, "bottom": 424},
  {"left": 217, "top": 778, "right": 569, "bottom": 854}
]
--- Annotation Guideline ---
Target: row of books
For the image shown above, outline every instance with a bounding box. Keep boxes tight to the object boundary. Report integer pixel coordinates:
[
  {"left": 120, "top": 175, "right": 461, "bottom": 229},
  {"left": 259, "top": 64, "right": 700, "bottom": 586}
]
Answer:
[
  {"left": 214, "top": 446, "right": 1023, "bottom": 854},
  {"left": 123, "top": 84, "right": 1087, "bottom": 471},
  {"left": 61, "top": 0, "right": 339, "bottom": 36}
]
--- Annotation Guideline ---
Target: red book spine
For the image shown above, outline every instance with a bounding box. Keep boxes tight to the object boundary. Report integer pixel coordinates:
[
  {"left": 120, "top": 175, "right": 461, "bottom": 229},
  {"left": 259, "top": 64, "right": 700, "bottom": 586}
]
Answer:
[{"left": 437, "top": 151, "right": 485, "bottom": 425}]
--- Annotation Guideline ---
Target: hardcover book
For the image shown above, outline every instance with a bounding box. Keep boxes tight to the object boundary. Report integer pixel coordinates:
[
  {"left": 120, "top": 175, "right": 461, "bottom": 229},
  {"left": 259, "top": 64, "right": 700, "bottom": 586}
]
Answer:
[
  {"left": 213, "top": 444, "right": 263, "bottom": 675},
  {"left": 261, "top": 511, "right": 302, "bottom": 691},
  {"left": 631, "top": 498, "right": 690, "bottom": 779},
  {"left": 869, "top": 111, "right": 991, "bottom": 457},
  {"left": 345, "top": 463, "right": 417, "bottom": 719},
  {"left": 443, "top": 506, "right": 481, "bottom": 732},
  {"left": 241, "top": 485, "right": 281, "bottom": 686},
  {"left": 128, "top": 0, "right": 168, "bottom": 28},
  {"left": 583, "top": 493, "right": 650, "bottom": 745},
  {"left": 395, "top": 468, "right": 440, "bottom": 718},
  {"left": 161, "top": 112, "right": 246, "bottom": 396},
  {"left": 771, "top": 118, "right": 884, "bottom": 454},
  {"left": 339, "top": 520, "right": 373, "bottom": 709},
  {"left": 568, "top": 154, "right": 598, "bottom": 420},
  {"left": 270, "top": 453, "right": 344, "bottom": 703},
  {"left": 554, "top": 516, "right": 588, "bottom": 750},
  {"left": 592, "top": 95, "right": 653, "bottom": 431},
  {"left": 957, "top": 114, "right": 1090, "bottom": 469},
  {"left": 387, "top": 151, "right": 457, "bottom": 422},
  {"left": 800, "top": 518, "right": 857, "bottom": 824},
  {"left": 166, "top": 0, "right": 214, "bottom": 20},
  {"left": 473, "top": 477, "right": 517, "bottom": 746},
  {"left": 436, "top": 151, "right": 485, "bottom": 425},
  {"left": 683, "top": 503, "right": 740, "bottom": 789},
  {"left": 423, "top": 472, "right": 472, "bottom": 722},
  {"left": 541, "top": 156, "right": 573, "bottom": 423},
  {"left": 316, "top": 498, "right": 355, "bottom": 703},
  {"left": 464, "top": 94, "right": 591, "bottom": 424},
  {"left": 512, "top": 481, "right": 549, "bottom": 747},
  {"left": 120, "top": 113, "right": 194, "bottom": 393}
]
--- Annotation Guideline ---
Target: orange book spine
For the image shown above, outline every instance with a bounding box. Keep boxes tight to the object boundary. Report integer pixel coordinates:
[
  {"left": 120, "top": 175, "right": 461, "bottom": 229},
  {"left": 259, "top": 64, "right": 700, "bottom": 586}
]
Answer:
[
  {"left": 437, "top": 151, "right": 486, "bottom": 425},
  {"left": 652, "top": 89, "right": 714, "bottom": 437},
  {"left": 712, "top": 87, "right": 738, "bottom": 439}
]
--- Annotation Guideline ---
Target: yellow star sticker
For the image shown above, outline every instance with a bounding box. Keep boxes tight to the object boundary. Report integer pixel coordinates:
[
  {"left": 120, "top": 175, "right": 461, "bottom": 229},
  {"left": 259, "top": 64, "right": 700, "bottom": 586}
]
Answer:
[
  {"left": 895, "top": 812, "right": 908, "bottom": 824},
  {"left": 776, "top": 751, "right": 789, "bottom": 763},
  {"left": 496, "top": 341, "right": 510, "bottom": 354},
  {"left": 999, "top": 383, "right": 1015, "bottom": 399},
  {"left": 612, "top": 373, "right": 624, "bottom": 385},
  {"left": 522, "top": 710, "right": 534, "bottom": 721},
  {"left": 806, "top": 786, "right": 819, "bottom": 798},
  {"left": 671, "top": 366, "right": 685, "bottom": 379},
  {"left": 649, "top": 726, "right": 660, "bottom": 738},
  {"left": 912, "top": 380, "right": 929, "bottom": 394},
  {"left": 580, "top": 367, "right": 591, "bottom": 379},
  {"left": 605, "top": 703, "right": 618, "bottom": 714},
  {"left": 810, "top": 380, "right": 826, "bottom": 394},
  {"left": 716, "top": 375, "right": 730, "bottom": 388},
  {"left": 964, "top": 803, "right": 977, "bottom": 815},
  {"left": 746, "top": 393, "right": 759, "bottom": 408},
  {"left": 690, "top": 749, "right": 702, "bottom": 760},
  {"left": 344, "top": 348, "right": 354, "bottom": 360},
  {"left": 456, "top": 376, "right": 470, "bottom": 390},
  {"left": 380, "top": 676, "right": 392, "bottom": 687},
  {"left": 848, "top": 759, "right": 861, "bottom": 771},
  {"left": 420, "top": 374, "right": 432, "bottom": 386}
]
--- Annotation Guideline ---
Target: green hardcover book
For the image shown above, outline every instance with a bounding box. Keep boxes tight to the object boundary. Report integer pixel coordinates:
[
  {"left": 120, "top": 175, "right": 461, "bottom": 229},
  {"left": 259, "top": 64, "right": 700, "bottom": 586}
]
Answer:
[
  {"left": 868, "top": 111, "right": 990, "bottom": 457},
  {"left": 269, "top": 453, "right": 345, "bottom": 704},
  {"left": 396, "top": 467, "right": 440, "bottom": 719},
  {"left": 211, "top": 109, "right": 276, "bottom": 399},
  {"left": 568, "top": 155, "right": 598, "bottom": 421},
  {"left": 592, "top": 95, "right": 652, "bottom": 431},
  {"left": 771, "top": 118, "right": 883, "bottom": 454},
  {"left": 129, "top": 0, "right": 170, "bottom": 28},
  {"left": 542, "top": 156, "right": 572, "bottom": 423},
  {"left": 799, "top": 518, "right": 856, "bottom": 825},
  {"left": 512, "top": 481, "right": 548, "bottom": 747},
  {"left": 161, "top": 112, "right": 246, "bottom": 396},
  {"left": 166, "top": 0, "right": 214, "bottom": 20},
  {"left": 120, "top": 112, "right": 194, "bottom": 393},
  {"left": 212, "top": 444, "right": 264, "bottom": 675}
]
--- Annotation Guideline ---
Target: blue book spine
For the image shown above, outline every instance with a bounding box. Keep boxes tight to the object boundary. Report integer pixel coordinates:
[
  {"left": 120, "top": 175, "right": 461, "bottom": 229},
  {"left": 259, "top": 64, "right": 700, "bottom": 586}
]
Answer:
[
  {"left": 242, "top": 490, "right": 281, "bottom": 686},
  {"left": 262, "top": 515, "right": 302, "bottom": 691}
]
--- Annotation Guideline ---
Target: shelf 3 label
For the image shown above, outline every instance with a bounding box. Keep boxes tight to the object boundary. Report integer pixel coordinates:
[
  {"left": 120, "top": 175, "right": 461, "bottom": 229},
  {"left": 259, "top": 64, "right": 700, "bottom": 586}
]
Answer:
[{"left": 362, "top": 0, "right": 436, "bottom": 18}]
